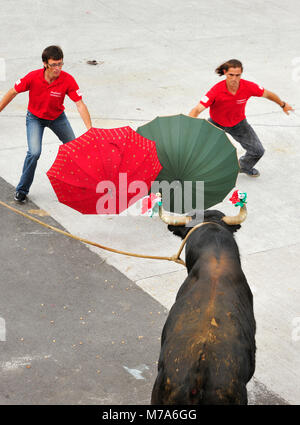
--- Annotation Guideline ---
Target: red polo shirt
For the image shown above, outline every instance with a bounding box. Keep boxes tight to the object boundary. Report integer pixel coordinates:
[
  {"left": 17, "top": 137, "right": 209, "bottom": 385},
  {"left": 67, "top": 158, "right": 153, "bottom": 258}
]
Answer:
[
  {"left": 200, "top": 79, "right": 264, "bottom": 127},
  {"left": 14, "top": 68, "right": 82, "bottom": 120}
]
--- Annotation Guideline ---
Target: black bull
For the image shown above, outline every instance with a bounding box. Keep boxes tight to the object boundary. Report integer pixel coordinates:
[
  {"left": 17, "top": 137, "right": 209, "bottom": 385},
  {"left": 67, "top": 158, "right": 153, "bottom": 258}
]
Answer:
[{"left": 151, "top": 209, "right": 256, "bottom": 405}]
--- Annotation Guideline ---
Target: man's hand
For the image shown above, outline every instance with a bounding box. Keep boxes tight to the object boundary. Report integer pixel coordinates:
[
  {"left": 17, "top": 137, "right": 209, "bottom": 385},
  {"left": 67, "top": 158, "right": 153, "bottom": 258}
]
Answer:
[{"left": 281, "top": 102, "right": 293, "bottom": 115}]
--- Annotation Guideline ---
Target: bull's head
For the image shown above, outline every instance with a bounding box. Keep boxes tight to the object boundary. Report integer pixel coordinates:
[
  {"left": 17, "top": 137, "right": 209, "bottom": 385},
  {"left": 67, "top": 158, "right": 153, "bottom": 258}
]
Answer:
[
  {"left": 155, "top": 192, "right": 247, "bottom": 228},
  {"left": 156, "top": 192, "right": 246, "bottom": 273}
]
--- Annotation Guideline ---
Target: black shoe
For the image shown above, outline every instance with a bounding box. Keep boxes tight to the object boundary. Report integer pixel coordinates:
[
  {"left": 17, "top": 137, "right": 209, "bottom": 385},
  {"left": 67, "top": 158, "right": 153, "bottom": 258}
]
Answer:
[
  {"left": 239, "top": 167, "right": 260, "bottom": 177},
  {"left": 14, "top": 191, "right": 27, "bottom": 203}
]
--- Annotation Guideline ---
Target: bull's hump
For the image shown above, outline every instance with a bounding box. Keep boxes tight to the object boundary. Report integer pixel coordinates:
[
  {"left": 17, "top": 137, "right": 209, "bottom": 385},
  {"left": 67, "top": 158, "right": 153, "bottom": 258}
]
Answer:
[
  {"left": 203, "top": 254, "right": 232, "bottom": 327},
  {"left": 207, "top": 254, "right": 230, "bottom": 303},
  {"left": 208, "top": 255, "right": 228, "bottom": 280}
]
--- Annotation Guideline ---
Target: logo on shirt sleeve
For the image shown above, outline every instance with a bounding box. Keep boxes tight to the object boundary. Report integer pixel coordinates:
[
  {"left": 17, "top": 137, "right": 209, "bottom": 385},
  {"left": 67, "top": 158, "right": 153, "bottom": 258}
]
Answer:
[
  {"left": 76, "top": 89, "right": 82, "bottom": 97},
  {"left": 200, "top": 95, "right": 209, "bottom": 104},
  {"left": 15, "top": 79, "right": 21, "bottom": 85}
]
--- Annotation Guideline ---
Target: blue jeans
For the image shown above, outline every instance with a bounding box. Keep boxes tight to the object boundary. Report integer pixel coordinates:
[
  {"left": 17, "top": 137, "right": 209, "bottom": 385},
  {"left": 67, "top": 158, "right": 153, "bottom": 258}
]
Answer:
[
  {"left": 208, "top": 118, "right": 265, "bottom": 171},
  {"left": 16, "top": 110, "right": 75, "bottom": 195}
]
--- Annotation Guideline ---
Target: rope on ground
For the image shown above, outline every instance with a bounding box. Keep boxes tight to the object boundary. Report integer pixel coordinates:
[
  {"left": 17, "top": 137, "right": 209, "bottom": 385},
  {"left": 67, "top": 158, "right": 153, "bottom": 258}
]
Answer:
[{"left": 0, "top": 199, "right": 205, "bottom": 268}]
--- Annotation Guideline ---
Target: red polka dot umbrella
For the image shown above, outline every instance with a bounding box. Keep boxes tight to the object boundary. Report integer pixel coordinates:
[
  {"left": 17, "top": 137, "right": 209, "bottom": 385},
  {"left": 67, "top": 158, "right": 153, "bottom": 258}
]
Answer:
[{"left": 46, "top": 126, "right": 162, "bottom": 214}]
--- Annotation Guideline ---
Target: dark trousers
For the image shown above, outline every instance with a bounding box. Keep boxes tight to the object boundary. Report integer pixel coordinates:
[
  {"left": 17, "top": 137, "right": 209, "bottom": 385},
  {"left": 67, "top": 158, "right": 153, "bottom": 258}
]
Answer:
[{"left": 208, "top": 118, "right": 265, "bottom": 171}]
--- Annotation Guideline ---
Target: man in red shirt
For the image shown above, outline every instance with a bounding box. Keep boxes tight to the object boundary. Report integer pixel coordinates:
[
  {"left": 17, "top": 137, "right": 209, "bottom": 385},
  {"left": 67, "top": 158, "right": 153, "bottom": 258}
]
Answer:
[
  {"left": 189, "top": 59, "right": 293, "bottom": 177},
  {"left": 0, "top": 45, "right": 92, "bottom": 202}
]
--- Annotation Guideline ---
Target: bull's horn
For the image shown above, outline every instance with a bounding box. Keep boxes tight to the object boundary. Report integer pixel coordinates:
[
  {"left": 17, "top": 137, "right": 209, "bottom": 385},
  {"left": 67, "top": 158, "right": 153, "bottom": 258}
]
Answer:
[
  {"left": 222, "top": 205, "right": 247, "bottom": 225},
  {"left": 156, "top": 193, "right": 192, "bottom": 226}
]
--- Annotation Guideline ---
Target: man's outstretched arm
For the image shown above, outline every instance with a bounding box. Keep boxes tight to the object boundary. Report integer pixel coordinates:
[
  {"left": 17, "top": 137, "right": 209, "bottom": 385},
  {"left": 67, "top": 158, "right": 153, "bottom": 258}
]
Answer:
[
  {"left": 76, "top": 99, "right": 92, "bottom": 130},
  {"left": 262, "top": 89, "right": 293, "bottom": 115},
  {"left": 189, "top": 103, "right": 207, "bottom": 118},
  {"left": 0, "top": 88, "right": 18, "bottom": 113}
]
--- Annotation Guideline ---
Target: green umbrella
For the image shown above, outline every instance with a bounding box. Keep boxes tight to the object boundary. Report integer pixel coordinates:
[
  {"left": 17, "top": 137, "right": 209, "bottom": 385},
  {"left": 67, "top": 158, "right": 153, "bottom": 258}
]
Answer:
[{"left": 137, "top": 114, "right": 239, "bottom": 213}]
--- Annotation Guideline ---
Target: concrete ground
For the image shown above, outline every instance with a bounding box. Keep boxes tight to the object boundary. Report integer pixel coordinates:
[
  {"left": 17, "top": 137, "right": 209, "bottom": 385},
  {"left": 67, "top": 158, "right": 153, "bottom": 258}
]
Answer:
[{"left": 0, "top": 0, "right": 300, "bottom": 405}]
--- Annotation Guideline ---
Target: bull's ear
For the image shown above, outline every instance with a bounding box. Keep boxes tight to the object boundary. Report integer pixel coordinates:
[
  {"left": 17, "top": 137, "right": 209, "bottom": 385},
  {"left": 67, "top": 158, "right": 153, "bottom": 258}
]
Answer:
[
  {"left": 167, "top": 225, "right": 190, "bottom": 239},
  {"left": 224, "top": 223, "right": 241, "bottom": 233}
]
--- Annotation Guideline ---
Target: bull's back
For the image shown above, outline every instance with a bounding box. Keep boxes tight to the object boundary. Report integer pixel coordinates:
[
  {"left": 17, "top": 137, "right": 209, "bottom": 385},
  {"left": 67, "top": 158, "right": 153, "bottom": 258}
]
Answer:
[{"left": 151, "top": 251, "right": 255, "bottom": 405}]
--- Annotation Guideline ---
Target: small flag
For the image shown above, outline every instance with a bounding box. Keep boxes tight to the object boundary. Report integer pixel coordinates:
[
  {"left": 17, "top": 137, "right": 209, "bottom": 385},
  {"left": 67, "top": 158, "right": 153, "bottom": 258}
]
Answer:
[
  {"left": 229, "top": 190, "right": 247, "bottom": 207},
  {"left": 141, "top": 193, "right": 162, "bottom": 217}
]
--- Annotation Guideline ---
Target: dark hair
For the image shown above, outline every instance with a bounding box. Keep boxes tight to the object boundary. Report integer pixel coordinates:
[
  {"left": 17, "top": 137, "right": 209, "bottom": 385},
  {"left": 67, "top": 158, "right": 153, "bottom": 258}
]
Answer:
[
  {"left": 42, "top": 45, "right": 63, "bottom": 63},
  {"left": 215, "top": 59, "right": 243, "bottom": 76}
]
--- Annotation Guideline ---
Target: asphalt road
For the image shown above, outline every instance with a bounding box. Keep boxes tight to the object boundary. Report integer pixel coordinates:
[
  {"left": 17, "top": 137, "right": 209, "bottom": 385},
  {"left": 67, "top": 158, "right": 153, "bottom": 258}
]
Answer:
[{"left": 0, "top": 176, "right": 169, "bottom": 405}]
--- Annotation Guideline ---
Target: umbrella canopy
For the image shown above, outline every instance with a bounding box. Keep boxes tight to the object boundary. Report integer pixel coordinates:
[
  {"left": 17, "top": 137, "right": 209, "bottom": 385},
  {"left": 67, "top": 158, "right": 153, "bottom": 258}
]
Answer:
[
  {"left": 137, "top": 114, "right": 239, "bottom": 213},
  {"left": 47, "top": 126, "right": 162, "bottom": 214}
]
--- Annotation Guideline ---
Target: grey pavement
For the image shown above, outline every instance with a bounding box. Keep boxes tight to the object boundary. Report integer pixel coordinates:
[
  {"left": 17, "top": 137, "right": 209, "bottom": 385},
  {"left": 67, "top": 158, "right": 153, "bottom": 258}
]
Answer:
[
  {"left": 1, "top": 0, "right": 300, "bottom": 405},
  {"left": 0, "top": 176, "right": 167, "bottom": 405}
]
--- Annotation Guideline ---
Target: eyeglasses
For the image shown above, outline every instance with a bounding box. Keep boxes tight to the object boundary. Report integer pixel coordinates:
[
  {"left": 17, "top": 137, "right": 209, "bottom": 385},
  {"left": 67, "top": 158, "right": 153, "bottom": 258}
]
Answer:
[{"left": 47, "top": 62, "right": 64, "bottom": 68}]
